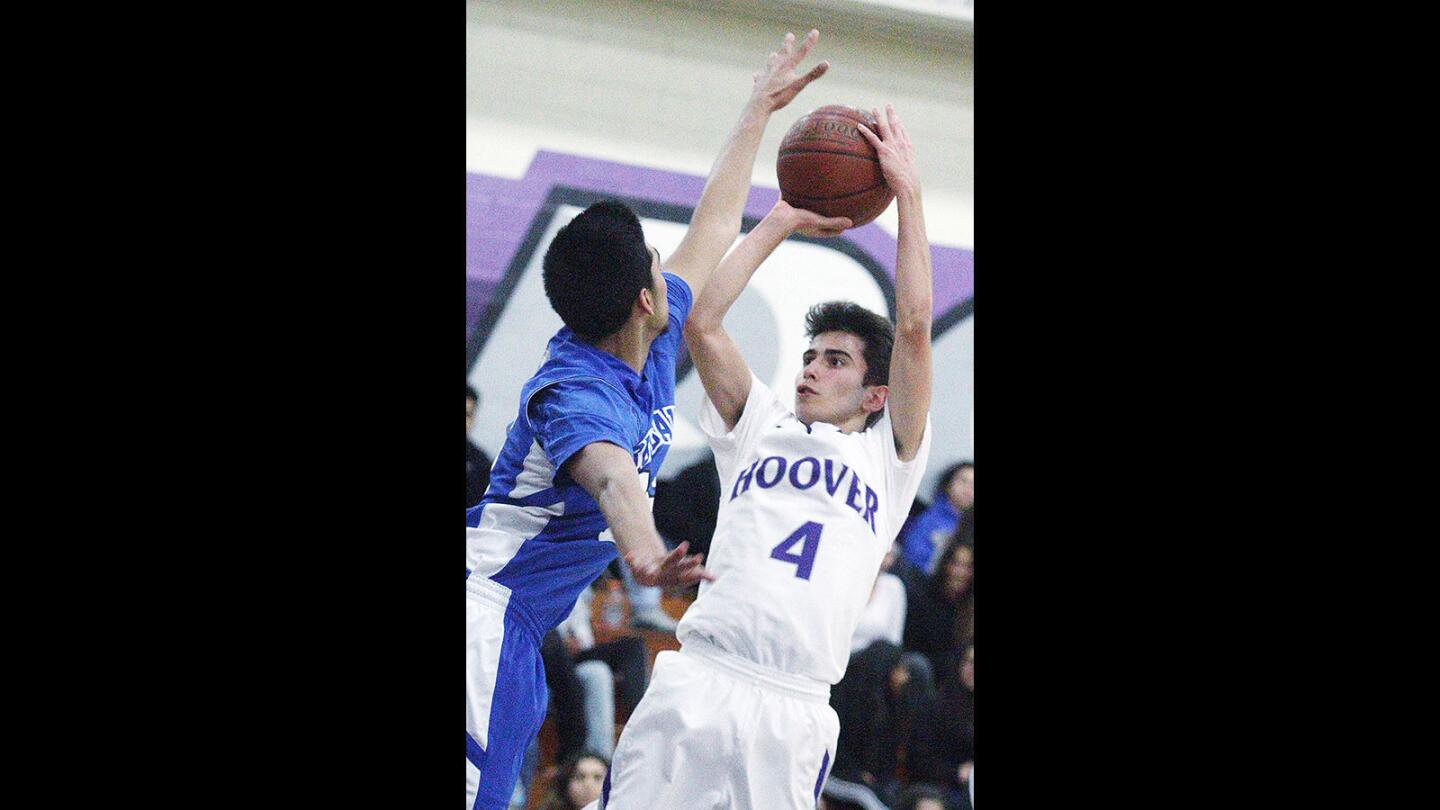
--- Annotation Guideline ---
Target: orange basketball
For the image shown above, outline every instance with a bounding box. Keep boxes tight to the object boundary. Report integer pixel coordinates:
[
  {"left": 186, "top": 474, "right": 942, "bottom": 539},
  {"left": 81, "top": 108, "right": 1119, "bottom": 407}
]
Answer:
[{"left": 777, "top": 105, "right": 895, "bottom": 227}]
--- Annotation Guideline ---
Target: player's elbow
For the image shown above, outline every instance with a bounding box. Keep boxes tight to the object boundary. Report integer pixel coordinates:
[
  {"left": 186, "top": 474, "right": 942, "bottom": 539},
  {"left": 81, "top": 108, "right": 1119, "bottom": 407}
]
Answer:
[
  {"left": 587, "top": 467, "right": 634, "bottom": 514},
  {"left": 683, "top": 313, "right": 721, "bottom": 342},
  {"left": 688, "top": 214, "right": 742, "bottom": 245},
  {"left": 895, "top": 314, "right": 932, "bottom": 345}
]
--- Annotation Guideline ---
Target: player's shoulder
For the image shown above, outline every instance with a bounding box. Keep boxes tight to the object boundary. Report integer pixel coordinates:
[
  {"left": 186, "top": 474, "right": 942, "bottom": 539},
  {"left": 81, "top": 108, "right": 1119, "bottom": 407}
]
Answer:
[
  {"left": 521, "top": 361, "right": 635, "bottom": 430},
  {"left": 859, "top": 407, "right": 931, "bottom": 464},
  {"left": 662, "top": 270, "right": 692, "bottom": 301},
  {"left": 524, "top": 332, "right": 626, "bottom": 396}
]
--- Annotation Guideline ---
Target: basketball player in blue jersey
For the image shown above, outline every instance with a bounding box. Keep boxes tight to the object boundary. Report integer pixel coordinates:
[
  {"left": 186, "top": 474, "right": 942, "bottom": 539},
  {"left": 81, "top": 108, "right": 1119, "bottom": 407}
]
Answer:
[
  {"left": 465, "top": 31, "right": 853, "bottom": 810},
  {"left": 594, "top": 104, "right": 933, "bottom": 810}
]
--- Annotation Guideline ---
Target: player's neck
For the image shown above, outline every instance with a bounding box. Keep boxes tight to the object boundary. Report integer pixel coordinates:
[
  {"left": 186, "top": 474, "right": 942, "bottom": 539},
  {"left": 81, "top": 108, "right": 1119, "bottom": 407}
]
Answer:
[
  {"left": 800, "top": 410, "right": 870, "bottom": 434},
  {"left": 594, "top": 321, "right": 652, "bottom": 376}
]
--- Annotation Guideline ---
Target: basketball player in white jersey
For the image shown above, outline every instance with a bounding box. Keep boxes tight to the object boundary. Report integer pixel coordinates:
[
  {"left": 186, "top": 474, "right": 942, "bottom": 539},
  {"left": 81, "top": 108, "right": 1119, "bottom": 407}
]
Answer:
[{"left": 592, "top": 104, "right": 933, "bottom": 810}]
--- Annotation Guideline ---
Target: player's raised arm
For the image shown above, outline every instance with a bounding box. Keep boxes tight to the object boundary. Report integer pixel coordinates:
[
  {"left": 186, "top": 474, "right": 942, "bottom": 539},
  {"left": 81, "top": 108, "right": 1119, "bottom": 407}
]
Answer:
[
  {"left": 565, "top": 440, "right": 715, "bottom": 587},
  {"left": 684, "top": 201, "right": 851, "bottom": 431},
  {"left": 858, "top": 104, "right": 932, "bottom": 461},
  {"left": 664, "top": 30, "right": 828, "bottom": 299}
]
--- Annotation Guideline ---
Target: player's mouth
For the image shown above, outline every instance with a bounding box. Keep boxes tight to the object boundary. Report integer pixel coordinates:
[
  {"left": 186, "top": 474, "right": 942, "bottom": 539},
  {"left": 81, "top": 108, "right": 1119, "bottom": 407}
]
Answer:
[{"left": 796, "top": 385, "right": 818, "bottom": 397}]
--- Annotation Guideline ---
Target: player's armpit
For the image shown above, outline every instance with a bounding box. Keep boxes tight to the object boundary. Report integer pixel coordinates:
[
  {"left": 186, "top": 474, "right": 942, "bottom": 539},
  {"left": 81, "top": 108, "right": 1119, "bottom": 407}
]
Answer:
[{"left": 682, "top": 322, "right": 753, "bottom": 433}]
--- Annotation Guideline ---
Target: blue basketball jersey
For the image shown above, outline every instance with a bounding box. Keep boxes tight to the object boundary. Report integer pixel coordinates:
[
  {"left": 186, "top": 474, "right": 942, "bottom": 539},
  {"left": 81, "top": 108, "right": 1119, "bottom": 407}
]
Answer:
[{"left": 466, "top": 272, "right": 692, "bottom": 634}]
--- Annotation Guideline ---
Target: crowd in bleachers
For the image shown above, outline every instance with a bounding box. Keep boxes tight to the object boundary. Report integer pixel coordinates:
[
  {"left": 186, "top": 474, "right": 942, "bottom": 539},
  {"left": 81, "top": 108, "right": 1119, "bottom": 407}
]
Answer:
[
  {"left": 470, "top": 387, "right": 973, "bottom": 810},
  {"left": 824, "top": 461, "right": 973, "bottom": 810}
]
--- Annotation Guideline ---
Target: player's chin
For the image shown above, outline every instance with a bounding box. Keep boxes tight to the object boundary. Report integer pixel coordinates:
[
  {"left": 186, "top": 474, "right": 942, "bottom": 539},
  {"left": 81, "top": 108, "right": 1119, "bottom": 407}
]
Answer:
[{"left": 794, "top": 399, "right": 817, "bottom": 423}]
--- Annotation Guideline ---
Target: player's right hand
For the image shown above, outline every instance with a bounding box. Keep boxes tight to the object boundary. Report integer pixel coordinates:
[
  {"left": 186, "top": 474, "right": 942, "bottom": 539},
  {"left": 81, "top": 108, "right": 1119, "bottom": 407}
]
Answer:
[
  {"left": 773, "top": 199, "right": 853, "bottom": 238},
  {"left": 626, "top": 541, "right": 716, "bottom": 588},
  {"left": 856, "top": 103, "right": 920, "bottom": 198},
  {"left": 750, "top": 30, "right": 828, "bottom": 113}
]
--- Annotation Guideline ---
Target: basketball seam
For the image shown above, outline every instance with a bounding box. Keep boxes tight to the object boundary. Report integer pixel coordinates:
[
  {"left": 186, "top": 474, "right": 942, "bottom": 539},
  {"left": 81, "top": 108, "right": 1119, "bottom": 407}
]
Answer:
[
  {"left": 781, "top": 186, "right": 894, "bottom": 203},
  {"left": 778, "top": 148, "right": 881, "bottom": 163}
]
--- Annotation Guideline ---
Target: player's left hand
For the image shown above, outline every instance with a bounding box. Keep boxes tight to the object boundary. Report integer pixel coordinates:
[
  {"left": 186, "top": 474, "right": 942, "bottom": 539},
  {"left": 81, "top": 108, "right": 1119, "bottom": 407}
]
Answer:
[
  {"left": 750, "top": 30, "right": 829, "bottom": 113},
  {"left": 626, "top": 541, "right": 716, "bottom": 588},
  {"left": 856, "top": 103, "right": 920, "bottom": 198}
]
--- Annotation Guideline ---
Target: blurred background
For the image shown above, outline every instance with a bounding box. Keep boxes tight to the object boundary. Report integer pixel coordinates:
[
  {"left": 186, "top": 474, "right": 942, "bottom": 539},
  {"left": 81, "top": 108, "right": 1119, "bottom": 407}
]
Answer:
[{"left": 467, "top": 2, "right": 974, "bottom": 808}]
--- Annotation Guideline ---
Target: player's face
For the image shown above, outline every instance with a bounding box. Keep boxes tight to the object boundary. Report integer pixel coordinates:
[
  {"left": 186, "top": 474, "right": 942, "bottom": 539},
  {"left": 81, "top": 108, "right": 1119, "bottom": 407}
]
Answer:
[
  {"left": 567, "top": 757, "right": 607, "bottom": 806},
  {"left": 943, "top": 544, "right": 974, "bottom": 601},
  {"left": 794, "top": 331, "right": 878, "bottom": 429},
  {"left": 948, "top": 466, "right": 974, "bottom": 510},
  {"left": 466, "top": 396, "right": 476, "bottom": 437}
]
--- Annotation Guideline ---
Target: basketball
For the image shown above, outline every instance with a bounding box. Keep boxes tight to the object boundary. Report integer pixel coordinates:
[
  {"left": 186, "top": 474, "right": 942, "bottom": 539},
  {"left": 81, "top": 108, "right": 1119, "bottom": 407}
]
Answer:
[{"left": 777, "top": 105, "right": 895, "bottom": 227}]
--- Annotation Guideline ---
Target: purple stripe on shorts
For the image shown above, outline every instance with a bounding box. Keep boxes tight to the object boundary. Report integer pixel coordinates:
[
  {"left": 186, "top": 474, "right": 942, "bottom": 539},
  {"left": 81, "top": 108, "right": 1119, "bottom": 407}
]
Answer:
[
  {"left": 814, "top": 749, "right": 831, "bottom": 803},
  {"left": 600, "top": 760, "right": 611, "bottom": 809}
]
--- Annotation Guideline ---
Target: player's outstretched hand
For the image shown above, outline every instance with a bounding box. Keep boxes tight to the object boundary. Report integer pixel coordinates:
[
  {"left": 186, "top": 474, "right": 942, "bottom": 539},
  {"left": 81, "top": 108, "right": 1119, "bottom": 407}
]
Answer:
[
  {"left": 772, "top": 199, "right": 852, "bottom": 238},
  {"left": 751, "top": 30, "right": 828, "bottom": 113},
  {"left": 626, "top": 541, "right": 716, "bottom": 588},
  {"left": 856, "top": 103, "right": 920, "bottom": 198}
]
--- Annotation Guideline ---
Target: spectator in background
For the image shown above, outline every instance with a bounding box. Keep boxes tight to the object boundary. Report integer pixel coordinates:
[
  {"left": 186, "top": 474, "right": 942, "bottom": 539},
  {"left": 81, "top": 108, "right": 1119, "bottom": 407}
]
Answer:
[
  {"left": 537, "top": 631, "right": 598, "bottom": 765},
  {"left": 827, "top": 639, "right": 937, "bottom": 809},
  {"left": 653, "top": 452, "right": 721, "bottom": 562},
  {"left": 903, "top": 535, "right": 974, "bottom": 684},
  {"left": 850, "top": 543, "right": 908, "bottom": 654},
  {"left": 539, "top": 751, "right": 609, "bottom": 810},
  {"left": 896, "top": 783, "right": 956, "bottom": 810},
  {"left": 954, "top": 503, "right": 974, "bottom": 548},
  {"left": 911, "top": 642, "right": 974, "bottom": 809},
  {"left": 465, "top": 385, "right": 493, "bottom": 508},
  {"left": 899, "top": 461, "right": 972, "bottom": 573},
  {"left": 555, "top": 580, "right": 652, "bottom": 755}
]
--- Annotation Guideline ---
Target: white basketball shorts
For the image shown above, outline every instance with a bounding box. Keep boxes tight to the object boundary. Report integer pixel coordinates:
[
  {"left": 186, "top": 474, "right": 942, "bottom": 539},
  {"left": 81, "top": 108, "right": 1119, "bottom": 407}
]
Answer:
[{"left": 598, "top": 637, "right": 839, "bottom": 810}]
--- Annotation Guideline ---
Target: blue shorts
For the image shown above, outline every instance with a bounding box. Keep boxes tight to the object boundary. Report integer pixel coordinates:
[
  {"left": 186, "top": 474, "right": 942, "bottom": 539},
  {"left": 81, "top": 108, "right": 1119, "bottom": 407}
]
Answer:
[{"left": 465, "top": 576, "right": 548, "bottom": 810}]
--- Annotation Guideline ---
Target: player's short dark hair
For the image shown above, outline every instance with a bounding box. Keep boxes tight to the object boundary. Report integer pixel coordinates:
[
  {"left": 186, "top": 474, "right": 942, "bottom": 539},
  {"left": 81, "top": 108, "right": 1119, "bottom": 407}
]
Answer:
[
  {"left": 805, "top": 301, "right": 894, "bottom": 428},
  {"left": 465, "top": 384, "right": 479, "bottom": 404},
  {"left": 542, "top": 200, "right": 655, "bottom": 342}
]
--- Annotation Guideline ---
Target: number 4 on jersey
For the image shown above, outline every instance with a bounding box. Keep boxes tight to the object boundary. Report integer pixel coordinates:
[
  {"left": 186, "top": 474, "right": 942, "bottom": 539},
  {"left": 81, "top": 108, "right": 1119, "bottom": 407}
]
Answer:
[{"left": 770, "top": 521, "right": 824, "bottom": 580}]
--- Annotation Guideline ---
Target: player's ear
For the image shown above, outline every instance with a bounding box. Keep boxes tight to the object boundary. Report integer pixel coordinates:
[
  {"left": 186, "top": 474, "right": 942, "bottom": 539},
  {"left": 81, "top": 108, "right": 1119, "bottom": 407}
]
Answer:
[
  {"left": 636, "top": 286, "right": 656, "bottom": 316},
  {"left": 863, "top": 384, "right": 888, "bottom": 414}
]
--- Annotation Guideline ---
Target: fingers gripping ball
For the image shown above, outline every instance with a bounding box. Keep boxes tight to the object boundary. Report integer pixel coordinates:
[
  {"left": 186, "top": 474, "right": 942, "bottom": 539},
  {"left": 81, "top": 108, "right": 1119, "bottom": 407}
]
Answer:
[{"left": 777, "top": 105, "right": 896, "bottom": 227}]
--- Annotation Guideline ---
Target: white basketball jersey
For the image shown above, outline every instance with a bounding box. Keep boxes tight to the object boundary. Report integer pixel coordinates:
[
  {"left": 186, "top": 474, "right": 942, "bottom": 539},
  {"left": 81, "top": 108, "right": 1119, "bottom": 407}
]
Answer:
[{"left": 676, "top": 374, "right": 931, "bottom": 684}]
